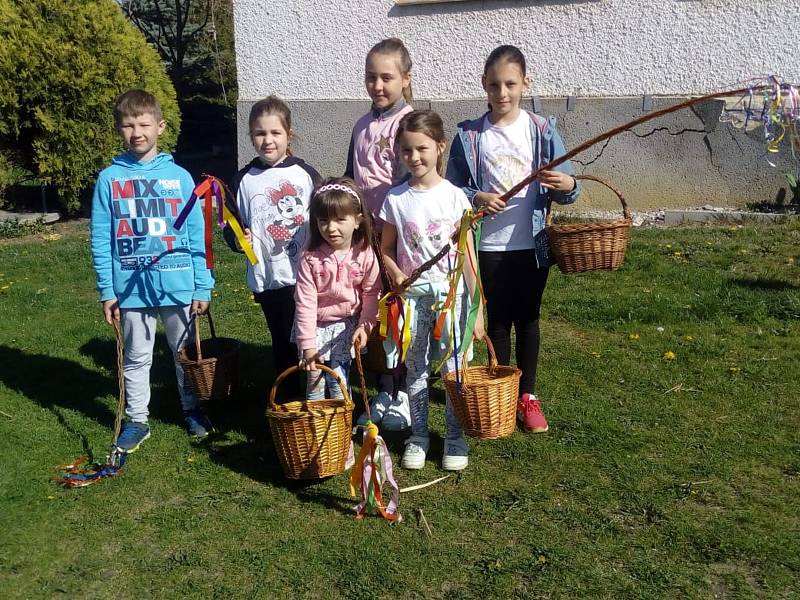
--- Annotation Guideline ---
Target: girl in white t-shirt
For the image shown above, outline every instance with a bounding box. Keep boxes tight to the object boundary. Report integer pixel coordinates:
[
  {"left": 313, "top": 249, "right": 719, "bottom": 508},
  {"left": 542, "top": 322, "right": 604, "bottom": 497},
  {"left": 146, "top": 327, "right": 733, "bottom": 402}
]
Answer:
[
  {"left": 446, "top": 45, "right": 580, "bottom": 435},
  {"left": 379, "top": 110, "right": 484, "bottom": 471}
]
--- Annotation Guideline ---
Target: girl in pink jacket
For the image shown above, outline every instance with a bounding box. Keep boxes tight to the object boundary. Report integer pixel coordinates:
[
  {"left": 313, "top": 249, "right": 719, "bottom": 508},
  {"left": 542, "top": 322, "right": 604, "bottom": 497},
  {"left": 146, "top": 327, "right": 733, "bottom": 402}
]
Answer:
[{"left": 294, "top": 178, "right": 381, "bottom": 399}]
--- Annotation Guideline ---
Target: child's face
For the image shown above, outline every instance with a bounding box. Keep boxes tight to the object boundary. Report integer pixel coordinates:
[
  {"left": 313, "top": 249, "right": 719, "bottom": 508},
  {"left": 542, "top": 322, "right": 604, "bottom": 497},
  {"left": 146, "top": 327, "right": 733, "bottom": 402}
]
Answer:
[
  {"left": 482, "top": 59, "right": 529, "bottom": 122},
  {"left": 317, "top": 212, "right": 361, "bottom": 251},
  {"left": 397, "top": 130, "right": 445, "bottom": 185},
  {"left": 251, "top": 114, "right": 290, "bottom": 165},
  {"left": 116, "top": 112, "right": 166, "bottom": 162},
  {"left": 364, "top": 53, "right": 410, "bottom": 111}
]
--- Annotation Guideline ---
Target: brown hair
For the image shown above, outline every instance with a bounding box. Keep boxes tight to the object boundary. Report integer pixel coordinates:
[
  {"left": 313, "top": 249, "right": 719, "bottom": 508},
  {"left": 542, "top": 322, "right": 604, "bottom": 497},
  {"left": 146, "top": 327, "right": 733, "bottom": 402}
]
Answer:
[
  {"left": 308, "top": 177, "right": 373, "bottom": 251},
  {"left": 395, "top": 110, "right": 447, "bottom": 174},
  {"left": 484, "top": 44, "right": 527, "bottom": 77},
  {"left": 248, "top": 95, "right": 293, "bottom": 155},
  {"left": 114, "top": 89, "right": 162, "bottom": 124},
  {"left": 366, "top": 37, "right": 413, "bottom": 103}
]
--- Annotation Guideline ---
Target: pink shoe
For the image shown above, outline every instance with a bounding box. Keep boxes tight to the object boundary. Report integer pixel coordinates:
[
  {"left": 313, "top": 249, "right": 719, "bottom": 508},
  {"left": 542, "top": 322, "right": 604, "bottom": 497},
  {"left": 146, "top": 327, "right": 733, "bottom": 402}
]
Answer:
[{"left": 517, "top": 394, "right": 549, "bottom": 433}]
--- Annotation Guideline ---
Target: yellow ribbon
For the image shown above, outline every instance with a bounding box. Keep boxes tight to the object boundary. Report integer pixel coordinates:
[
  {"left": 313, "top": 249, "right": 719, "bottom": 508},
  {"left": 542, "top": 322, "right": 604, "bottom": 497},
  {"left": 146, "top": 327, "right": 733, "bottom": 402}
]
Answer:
[{"left": 222, "top": 204, "right": 258, "bottom": 265}]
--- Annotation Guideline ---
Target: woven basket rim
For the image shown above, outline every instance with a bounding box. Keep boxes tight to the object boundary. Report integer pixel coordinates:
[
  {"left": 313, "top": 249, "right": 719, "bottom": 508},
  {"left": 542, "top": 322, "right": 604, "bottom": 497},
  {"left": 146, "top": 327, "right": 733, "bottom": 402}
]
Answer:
[{"left": 546, "top": 217, "right": 632, "bottom": 233}]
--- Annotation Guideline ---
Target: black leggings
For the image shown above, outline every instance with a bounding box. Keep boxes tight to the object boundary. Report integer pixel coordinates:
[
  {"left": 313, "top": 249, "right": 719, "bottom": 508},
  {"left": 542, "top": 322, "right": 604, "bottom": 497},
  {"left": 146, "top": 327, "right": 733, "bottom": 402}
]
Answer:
[
  {"left": 479, "top": 250, "right": 549, "bottom": 395},
  {"left": 255, "top": 285, "right": 302, "bottom": 396}
]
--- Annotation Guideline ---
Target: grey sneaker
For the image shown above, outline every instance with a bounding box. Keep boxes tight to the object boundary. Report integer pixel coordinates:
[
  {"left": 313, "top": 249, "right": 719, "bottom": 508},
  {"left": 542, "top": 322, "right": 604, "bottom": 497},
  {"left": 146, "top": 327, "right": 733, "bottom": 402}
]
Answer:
[
  {"left": 401, "top": 435, "right": 429, "bottom": 470},
  {"left": 356, "top": 392, "right": 391, "bottom": 427},
  {"left": 114, "top": 422, "right": 150, "bottom": 453},
  {"left": 381, "top": 390, "right": 411, "bottom": 431},
  {"left": 442, "top": 436, "right": 469, "bottom": 471},
  {"left": 184, "top": 409, "right": 213, "bottom": 438}
]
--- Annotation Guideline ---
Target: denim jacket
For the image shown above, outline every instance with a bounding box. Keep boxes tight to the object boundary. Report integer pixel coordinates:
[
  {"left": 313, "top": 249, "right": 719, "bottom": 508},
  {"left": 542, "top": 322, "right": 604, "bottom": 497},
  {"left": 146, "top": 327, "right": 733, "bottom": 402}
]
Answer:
[{"left": 445, "top": 111, "right": 580, "bottom": 267}]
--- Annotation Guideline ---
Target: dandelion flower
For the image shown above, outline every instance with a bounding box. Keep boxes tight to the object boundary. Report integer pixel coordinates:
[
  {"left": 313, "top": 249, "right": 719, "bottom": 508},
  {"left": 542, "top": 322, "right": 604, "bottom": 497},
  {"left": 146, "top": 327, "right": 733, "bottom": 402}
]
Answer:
[
  {"left": 729, "top": 367, "right": 741, "bottom": 374},
  {"left": 684, "top": 335, "right": 694, "bottom": 341},
  {"left": 663, "top": 351, "right": 677, "bottom": 360},
  {"left": 629, "top": 333, "right": 640, "bottom": 340}
]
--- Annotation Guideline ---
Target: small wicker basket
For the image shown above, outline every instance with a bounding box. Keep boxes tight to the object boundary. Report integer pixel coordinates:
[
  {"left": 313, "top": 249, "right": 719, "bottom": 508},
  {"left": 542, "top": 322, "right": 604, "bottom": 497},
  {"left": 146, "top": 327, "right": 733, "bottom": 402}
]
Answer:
[
  {"left": 178, "top": 311, "right": 240, "bottom": 404},
  {"left": 546, "top": 174, "right": 632, "bottom": 273},
  {"left": 444, "top": 336, "right": 522, "bottom": 440},
  {"left": 267, "top": 365, "right": 354, "bottom": 480}
]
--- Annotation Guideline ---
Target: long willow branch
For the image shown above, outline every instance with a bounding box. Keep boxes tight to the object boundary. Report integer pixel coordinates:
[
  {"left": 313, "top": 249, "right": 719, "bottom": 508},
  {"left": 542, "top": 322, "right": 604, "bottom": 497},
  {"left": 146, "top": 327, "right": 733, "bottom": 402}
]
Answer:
[{"left": 399, "top": 85, "right": 767, "bottom": 291}]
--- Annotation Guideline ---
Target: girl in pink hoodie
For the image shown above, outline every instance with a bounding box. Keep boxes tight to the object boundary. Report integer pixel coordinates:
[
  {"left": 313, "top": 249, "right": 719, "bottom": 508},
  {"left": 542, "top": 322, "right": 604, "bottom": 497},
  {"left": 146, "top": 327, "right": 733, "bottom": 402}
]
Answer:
[{"left": 294, "top": 178, "right": 381, "bottom": 399}]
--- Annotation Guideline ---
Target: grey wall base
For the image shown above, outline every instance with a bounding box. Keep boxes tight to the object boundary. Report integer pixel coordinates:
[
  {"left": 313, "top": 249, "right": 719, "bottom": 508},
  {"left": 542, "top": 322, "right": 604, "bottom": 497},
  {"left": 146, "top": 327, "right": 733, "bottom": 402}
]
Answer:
[{"left": 237, "top": 97, "right": 795, "bottom": 211}]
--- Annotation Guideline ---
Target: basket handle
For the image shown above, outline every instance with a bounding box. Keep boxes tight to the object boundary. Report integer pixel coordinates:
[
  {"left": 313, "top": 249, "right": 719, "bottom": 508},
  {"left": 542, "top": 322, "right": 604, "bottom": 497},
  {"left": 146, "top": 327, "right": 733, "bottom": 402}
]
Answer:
[
  {"left": 268, "top": 363, "right": 351, "bottom": 411},
  {"left": 458, "top": 334, "right": 498, "bottom": 386},
  {"left": 191, "top": 309, "right": 217, "bottom": 361},
  {"left": 545, "top": 174, "right": 631, "bottom": 226}
]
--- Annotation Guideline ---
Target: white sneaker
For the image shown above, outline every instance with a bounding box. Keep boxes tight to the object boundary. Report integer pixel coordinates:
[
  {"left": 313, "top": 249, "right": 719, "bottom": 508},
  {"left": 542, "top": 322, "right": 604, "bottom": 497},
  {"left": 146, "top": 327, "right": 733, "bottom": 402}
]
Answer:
[
  {"left": 442, "top": 436, "right": 469, "bottom": 471},
  {"left": 381, "top": 390, "right": 411, "bottom": 431},
  {"left": 356, "top": 392, "right": 391, "bottom": 427},
  {"left": 401, "top": 435, "right": 429, "bottom": 470}
]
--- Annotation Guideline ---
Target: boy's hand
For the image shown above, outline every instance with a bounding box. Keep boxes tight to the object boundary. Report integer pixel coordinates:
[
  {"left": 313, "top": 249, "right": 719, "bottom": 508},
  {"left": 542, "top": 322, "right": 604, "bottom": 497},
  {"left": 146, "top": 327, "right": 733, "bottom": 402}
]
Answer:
[
  {"left": 539, "top": 170, "right": 576, "bottom": 192},
  {"left": 352, "top": 326, "right": 369, "bottom": 351},
  {"left": 243, "top": 228, "right": 252, "bottom": 248},
  {"left": 191, "top": 300, "right": 210, "bottom": 315},
  {"left": 102, "top": 298, "right": 120, "bottom": 325},
  {"left": 300, "top": 348, "right": 318, "bottom": 372},
  {"left": 475, "top": 192, "right": 506, "bottom": 215}
]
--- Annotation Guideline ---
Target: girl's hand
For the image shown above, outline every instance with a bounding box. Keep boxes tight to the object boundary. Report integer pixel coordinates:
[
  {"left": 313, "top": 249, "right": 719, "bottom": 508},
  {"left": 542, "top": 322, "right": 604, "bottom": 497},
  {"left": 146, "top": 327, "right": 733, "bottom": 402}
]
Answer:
[
  {"left": 243, "top": 228, "right": 253, "bottom": 246},
  {"left": 539, "top": 170, "right": 576, "bottom": 192},
  {"left": 475, "top": 192, "right": 506, "bottom": 215},
  {"left": 352, "top": 326, "right": 368, "bottom": 351},
  {"left": 473, "top": 310, "right": 486, "bottom": 341},
  {"left": 300, "top": 348, "right": 318, "bottom": 371}
]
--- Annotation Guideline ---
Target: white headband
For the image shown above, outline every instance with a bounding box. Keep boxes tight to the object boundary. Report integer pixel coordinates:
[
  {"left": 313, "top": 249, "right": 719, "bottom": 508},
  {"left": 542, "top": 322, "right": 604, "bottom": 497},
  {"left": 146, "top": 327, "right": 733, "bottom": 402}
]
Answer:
[{"left": 315, "top": 183, "right": 361, "bottom": 203}]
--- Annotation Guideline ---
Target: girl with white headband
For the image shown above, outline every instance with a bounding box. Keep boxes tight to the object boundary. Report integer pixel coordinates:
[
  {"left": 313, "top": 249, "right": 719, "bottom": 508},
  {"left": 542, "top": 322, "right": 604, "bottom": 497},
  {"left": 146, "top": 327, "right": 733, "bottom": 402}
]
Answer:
[{"left": 293, "top": 178, "right": 381, "bottom": 399}]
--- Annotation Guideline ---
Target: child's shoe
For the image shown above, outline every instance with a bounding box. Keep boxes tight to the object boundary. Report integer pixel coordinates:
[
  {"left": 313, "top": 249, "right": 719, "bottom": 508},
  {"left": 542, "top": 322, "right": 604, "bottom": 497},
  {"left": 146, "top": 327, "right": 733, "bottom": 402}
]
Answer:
[
  {"left": 401, "top": 435, "right": 429, "bottom": 470},
  {"left": 442, "top": 436, "right": 469, "bottom": 471},
  {"left": 356, "top": 392, "right": 391, "bottom": 427},
  {"left": 517, "top": 393, "right": 549, "bottom": 433},
  {"left": 184, "top": 409, "right": 213, "bottom": 438},
  {"left": 114, "top": 421, "right": 150, "bottom": 453},
  {"left": 381, "top": 390, "right": 411, "bottom": 431}
]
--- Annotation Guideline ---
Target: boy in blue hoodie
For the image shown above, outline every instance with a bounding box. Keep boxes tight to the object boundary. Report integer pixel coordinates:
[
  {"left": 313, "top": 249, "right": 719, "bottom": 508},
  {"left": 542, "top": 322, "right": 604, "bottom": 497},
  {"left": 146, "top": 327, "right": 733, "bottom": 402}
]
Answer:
[{"left": 90, "top": 89, "right": 215, "bottom": 452}]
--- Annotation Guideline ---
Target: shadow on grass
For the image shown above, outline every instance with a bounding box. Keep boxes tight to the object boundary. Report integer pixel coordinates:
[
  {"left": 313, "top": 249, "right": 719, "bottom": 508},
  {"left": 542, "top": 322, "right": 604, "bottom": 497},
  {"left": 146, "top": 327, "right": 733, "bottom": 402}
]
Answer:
[{"left": 730, "top": 276, "right": 799, "bottom": 291}]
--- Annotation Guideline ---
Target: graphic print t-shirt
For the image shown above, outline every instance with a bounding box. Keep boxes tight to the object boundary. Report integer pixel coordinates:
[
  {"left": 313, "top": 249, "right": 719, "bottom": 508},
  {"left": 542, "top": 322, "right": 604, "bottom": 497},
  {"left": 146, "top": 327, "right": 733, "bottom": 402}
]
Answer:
[
  {"left": 478, "top": 111, "right": 539, "bottom": 252},
  {"left": 379, "top": 179, "right": 470, "bottom": 284},
  {"left": 235, "top": 157, "right": 320, "bottom": 292}
]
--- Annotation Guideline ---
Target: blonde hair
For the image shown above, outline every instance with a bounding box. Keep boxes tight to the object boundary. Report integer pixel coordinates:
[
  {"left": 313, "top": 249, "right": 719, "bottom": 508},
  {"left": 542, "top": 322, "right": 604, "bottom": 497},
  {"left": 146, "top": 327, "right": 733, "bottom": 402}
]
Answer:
[{"left": 366, "top": 38, "right": 413, "bottom": 103}]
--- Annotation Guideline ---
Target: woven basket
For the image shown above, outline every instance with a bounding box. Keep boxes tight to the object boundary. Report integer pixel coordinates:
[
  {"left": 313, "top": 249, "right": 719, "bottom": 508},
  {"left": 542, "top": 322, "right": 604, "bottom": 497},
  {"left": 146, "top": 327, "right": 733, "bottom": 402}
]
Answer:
[
  {"left": 178, "top": 311, "right": 240, "bottom": 404},
  {"left": 267, "top": 365, "right": 354, "bottom": 480},
  {"left": 444, "top": 336, "right": 522, "bottom": 440},
  {"left": 546, "top": 175, "right": 632, "bottom": 273}
]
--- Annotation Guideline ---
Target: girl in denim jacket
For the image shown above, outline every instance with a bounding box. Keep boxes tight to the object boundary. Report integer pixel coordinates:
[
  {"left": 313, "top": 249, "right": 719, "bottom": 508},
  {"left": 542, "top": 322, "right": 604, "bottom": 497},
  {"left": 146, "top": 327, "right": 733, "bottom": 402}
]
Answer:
[{"left": 446, "top": 45, "right": 581, "bottom": 434}]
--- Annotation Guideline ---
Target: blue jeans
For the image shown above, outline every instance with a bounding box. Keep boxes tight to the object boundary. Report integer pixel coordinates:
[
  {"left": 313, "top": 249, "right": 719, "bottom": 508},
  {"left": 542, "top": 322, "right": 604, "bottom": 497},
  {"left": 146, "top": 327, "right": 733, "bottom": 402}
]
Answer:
[{"left": 306, "top": 359, "right": 350, "bottom": 400}]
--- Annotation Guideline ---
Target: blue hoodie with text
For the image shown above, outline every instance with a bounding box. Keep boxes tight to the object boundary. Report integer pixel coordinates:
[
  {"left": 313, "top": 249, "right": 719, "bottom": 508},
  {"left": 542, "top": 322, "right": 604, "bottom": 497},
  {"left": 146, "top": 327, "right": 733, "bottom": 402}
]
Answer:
[{"left": 91, "top": 152, "right": 215, "bottom": 308}]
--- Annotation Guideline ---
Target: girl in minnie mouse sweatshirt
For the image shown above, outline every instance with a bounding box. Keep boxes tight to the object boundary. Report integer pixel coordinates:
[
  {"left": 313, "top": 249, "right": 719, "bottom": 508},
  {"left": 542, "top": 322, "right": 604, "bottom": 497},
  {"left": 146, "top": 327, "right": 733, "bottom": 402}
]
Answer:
[{"left": 225, "top": 96, "right": 321, "bottom": 389}]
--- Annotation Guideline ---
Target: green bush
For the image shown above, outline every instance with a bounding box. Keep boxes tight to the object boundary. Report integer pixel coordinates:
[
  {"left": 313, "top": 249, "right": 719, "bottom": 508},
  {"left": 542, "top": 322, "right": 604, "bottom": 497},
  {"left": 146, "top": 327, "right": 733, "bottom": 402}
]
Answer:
[{"left": 0, "top": 0, "right": 180, "bottom": 213}]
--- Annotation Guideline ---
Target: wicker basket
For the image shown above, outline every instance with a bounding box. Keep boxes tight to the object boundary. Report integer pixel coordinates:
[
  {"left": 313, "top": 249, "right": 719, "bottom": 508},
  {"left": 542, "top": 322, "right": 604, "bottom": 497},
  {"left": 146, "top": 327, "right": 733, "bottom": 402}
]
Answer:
[
  {"left": 267, "top": 365, "right": 354, "bottom": 480},
  {"left": 444, "top": 336, "right": 522, "bottom": 440},
  {"left": 546, "top": 175, "right": 632, "bottom": 273},
  {"left": 178, "top": 311, "right": 240, "bottom": 404}
]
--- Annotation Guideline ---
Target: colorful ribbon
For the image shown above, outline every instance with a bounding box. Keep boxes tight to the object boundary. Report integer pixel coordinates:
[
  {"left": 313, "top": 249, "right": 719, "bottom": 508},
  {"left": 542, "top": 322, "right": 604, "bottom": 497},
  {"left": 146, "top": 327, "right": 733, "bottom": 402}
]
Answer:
[
  {"left": 173, "top": 175, "right": 258, "bottom": 268},
  {"left": 54, "top": 451, "right": 127, "bottom": 488},
  {"left": 349, "top": 422, "right": 401, "bottom": 521}
]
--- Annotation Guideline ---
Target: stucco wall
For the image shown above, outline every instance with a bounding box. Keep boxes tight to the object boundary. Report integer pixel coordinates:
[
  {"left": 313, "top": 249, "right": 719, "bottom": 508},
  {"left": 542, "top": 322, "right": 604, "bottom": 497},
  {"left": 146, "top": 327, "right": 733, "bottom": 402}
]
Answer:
[
  {"left": 232, "top": 0, "right": 800, "bottom": 209},
  {"left": 233, "top": 0, "right": 799, "bottom": 99}
]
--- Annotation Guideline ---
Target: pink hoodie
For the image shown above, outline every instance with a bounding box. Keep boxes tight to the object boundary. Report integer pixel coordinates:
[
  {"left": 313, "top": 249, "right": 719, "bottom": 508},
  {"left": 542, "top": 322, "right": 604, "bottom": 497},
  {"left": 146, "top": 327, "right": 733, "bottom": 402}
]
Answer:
[{"left": 293, "top": 242, "right": 381, "bottom": 350}]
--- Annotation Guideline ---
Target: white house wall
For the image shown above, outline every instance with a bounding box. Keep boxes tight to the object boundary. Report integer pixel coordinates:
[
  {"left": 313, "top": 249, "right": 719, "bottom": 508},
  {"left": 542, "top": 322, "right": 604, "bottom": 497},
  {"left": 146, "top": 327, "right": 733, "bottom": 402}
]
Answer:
[{"left": 233, "top": 0, "right": 800, "bottom": 209}]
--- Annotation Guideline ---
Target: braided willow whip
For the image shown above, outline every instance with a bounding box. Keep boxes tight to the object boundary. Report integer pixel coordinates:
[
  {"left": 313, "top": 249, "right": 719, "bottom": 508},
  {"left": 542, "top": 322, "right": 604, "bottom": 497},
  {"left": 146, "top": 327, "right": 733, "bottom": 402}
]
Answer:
[{"left": 398, "top": 84, "right": 784, "bottom": 290}]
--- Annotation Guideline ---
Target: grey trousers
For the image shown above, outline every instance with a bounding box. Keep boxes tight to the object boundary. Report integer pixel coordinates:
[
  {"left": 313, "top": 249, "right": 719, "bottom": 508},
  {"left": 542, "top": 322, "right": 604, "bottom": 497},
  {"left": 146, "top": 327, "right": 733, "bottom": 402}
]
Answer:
[{"left": 120, "top": 305, "right": 197, "bottom": 423}]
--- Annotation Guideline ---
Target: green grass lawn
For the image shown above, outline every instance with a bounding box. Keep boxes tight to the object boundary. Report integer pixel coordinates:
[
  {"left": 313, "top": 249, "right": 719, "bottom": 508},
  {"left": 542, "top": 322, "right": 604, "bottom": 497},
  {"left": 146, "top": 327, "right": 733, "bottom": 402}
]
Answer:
[{"left": 1, "top": 220, "right": 798, "bottom": 599}]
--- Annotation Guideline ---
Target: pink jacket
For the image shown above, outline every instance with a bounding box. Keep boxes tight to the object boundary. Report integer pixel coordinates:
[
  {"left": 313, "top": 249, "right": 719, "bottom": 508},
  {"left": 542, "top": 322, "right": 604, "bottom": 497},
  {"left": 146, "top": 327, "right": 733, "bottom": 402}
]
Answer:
[
  {"left": 293, "top": 242, "right": 381, "bottom": 350},
  {"left": 347, "top": 101, "right": 413, "bottom": 217}
]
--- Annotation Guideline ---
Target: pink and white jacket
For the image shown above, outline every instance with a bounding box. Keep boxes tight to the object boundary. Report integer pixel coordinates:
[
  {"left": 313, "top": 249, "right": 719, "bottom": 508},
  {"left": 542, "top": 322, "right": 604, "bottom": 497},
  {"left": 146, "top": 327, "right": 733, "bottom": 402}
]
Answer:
[
  {"left": 345, "top": 99, "right": 413, "bottom": 218},
  {"left": 293, "top": 242, "right": 381, "bottom": 350}
]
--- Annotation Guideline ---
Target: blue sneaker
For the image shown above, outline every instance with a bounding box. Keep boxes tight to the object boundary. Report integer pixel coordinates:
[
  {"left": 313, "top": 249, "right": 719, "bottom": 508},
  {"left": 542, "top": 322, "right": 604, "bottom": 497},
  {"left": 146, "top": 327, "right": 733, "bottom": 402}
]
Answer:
[
  {"left": 184, "top": 409, "right": 213, "bottom": 438},
  {"left": 114, "top": 422, "right": 150, "bottom": 453}
]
